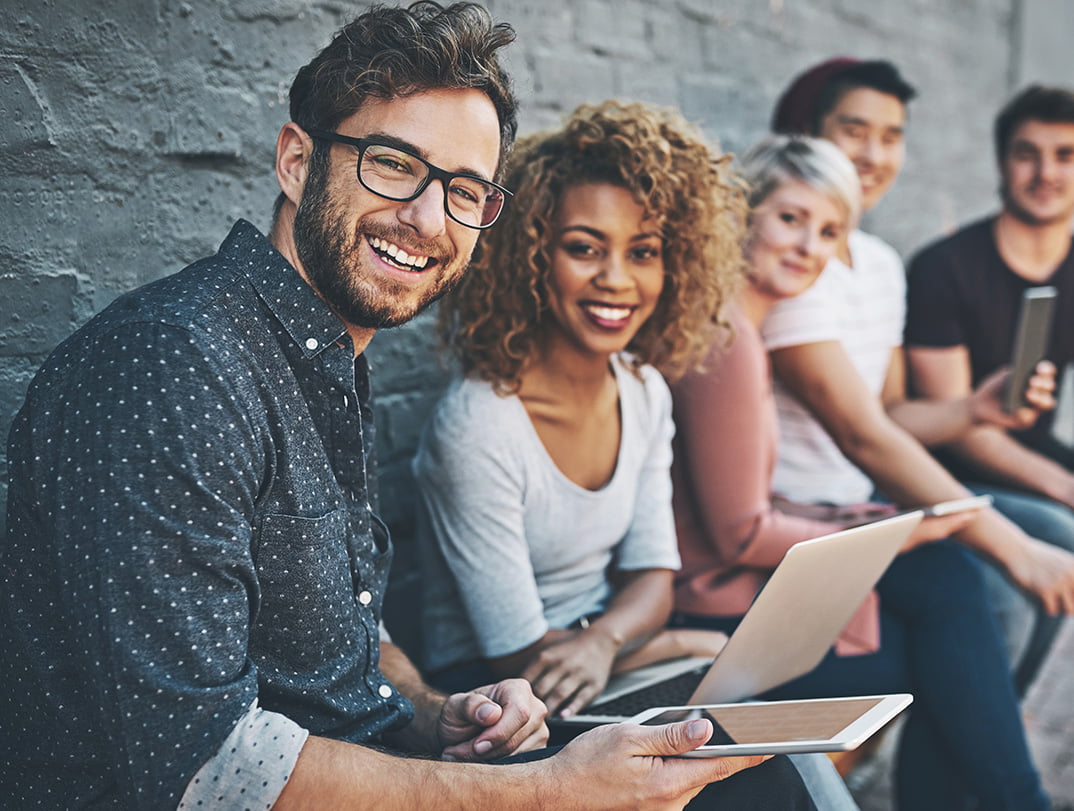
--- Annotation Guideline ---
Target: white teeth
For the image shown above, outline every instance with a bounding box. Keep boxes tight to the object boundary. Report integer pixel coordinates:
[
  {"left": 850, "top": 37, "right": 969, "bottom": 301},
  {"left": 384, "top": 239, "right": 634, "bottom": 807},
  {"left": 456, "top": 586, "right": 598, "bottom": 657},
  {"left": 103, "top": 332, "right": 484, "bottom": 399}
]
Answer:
[
  {"left": 369, "top": 236, "right": 430, "bottom": 269},
  {"left": 586, "top": 304, "right": 631, "bottom": 322}
]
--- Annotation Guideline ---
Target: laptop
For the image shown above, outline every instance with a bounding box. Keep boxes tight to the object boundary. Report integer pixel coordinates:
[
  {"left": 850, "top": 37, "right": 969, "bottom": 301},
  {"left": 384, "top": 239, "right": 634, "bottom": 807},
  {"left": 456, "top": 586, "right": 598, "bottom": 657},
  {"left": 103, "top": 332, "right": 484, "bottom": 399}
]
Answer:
[{"left": 551, "top": 510, "right": 922, "bottom": 727}]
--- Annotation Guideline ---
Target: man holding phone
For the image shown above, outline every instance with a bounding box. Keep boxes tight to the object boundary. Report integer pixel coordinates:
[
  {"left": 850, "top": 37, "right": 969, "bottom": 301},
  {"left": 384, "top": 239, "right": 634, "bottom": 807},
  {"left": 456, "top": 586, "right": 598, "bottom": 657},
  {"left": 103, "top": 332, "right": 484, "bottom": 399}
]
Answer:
[{"left": 904, "top": 84, "right": 1074, "bottom": 690}]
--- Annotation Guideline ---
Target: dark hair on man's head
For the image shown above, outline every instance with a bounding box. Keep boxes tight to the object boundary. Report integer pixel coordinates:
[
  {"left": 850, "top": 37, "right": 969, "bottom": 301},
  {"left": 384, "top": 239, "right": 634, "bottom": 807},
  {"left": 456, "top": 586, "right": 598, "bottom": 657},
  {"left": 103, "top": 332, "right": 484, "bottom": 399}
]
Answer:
[
  {"left": 994, "top": 84, "right": 1074, "bottom": 162},
  {"left": 772, "top": 58, "right": 916, "bottom": 136},
  {"left": 273, "top": 2, "right": 517, "bottom": 221},
  {"left": 808, "top": 61, "right": 916, "bottom": 135},
  {"left": 290, "top": 1, "right": 517, "bottom": 152}
]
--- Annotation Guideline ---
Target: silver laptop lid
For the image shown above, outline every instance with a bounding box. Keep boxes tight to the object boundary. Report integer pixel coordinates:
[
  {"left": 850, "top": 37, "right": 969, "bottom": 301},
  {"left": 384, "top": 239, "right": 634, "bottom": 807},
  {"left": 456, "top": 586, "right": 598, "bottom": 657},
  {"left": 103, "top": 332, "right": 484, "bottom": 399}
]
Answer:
[{"left": 687, "top": 510, "right": 922, "bottom": 705}]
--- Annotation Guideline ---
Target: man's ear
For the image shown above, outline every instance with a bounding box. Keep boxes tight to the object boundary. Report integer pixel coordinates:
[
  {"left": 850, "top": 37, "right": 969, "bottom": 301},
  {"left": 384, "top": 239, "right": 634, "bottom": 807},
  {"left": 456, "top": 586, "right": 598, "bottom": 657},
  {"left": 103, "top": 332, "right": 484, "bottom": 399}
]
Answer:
[{"left": 276, "top": 122, "right": 313, "bottom": 206}]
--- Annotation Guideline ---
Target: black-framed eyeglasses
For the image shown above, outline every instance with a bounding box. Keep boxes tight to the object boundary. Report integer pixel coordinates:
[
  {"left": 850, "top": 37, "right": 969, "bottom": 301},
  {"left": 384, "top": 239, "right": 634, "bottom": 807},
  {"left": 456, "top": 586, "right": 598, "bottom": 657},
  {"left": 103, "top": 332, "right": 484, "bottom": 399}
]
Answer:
[{"left": 306, "top": 128, "right": 511, "bottom": 229}]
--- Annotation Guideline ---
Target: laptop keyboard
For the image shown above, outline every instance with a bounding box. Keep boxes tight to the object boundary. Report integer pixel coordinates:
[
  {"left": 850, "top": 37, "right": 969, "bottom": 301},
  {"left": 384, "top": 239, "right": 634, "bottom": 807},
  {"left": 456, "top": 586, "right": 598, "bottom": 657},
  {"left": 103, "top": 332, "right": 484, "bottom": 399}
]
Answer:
[{"left": 585, "top": 666, "right": 707, "bottom": 717}]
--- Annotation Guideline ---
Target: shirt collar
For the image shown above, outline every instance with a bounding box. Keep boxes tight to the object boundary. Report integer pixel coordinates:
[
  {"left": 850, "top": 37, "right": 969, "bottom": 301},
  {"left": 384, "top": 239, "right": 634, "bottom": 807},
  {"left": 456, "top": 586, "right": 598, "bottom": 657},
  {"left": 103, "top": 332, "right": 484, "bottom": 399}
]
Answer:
[{"left": 221, "top": 219, "right": 350, "bottom": 359}]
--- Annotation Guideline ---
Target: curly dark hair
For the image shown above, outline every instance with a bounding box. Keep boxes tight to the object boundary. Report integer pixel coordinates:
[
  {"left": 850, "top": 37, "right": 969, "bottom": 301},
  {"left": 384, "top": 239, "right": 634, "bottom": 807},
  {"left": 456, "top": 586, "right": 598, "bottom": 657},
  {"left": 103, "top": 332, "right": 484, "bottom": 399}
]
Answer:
[
  {"left": 439, "top": 100, "right": 748, "bottom": 389},
  {"left": 274, "top": 2, "right": 517, "bottom": 219}
]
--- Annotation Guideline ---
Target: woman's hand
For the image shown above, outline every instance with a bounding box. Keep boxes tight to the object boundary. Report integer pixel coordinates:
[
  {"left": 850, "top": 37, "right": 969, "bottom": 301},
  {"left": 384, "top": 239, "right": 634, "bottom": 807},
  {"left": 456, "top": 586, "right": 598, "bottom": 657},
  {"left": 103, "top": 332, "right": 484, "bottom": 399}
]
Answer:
[
  {"left": 900, "top": 511, "right": 979, "bottom": 552},
  {"left": 613, "top": 629, "right": 729, "bottom": 673},
  {"left": 1004, "top": 536, "right": 1074, "bottom": 615},
  {"left": 520, "top": 629, "right": 619, "bottom": 719}
]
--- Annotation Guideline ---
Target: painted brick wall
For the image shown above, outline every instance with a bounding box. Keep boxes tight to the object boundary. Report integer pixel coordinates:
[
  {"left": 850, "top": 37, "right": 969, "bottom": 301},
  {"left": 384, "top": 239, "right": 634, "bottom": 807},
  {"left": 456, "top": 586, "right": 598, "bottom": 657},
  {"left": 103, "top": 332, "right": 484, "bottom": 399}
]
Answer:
[{"left": 0, "top": 0, "right": 1063, "bottom": 652}]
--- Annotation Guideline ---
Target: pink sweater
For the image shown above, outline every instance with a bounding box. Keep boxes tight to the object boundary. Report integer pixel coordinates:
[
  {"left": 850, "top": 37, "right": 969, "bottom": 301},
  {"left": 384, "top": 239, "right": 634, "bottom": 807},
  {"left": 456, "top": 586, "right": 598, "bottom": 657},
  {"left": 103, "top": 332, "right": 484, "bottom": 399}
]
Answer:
[{"left": 671, "top": 306, "right": 880, "bottom": 655}]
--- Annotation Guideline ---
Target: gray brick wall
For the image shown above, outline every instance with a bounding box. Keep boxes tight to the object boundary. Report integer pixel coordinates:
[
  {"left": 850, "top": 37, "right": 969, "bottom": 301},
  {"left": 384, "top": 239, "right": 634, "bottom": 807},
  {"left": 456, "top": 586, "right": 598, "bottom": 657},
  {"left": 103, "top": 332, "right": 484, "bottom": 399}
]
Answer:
[{"left": 0, "top": 0, "right": 1065, "bottom": 652}]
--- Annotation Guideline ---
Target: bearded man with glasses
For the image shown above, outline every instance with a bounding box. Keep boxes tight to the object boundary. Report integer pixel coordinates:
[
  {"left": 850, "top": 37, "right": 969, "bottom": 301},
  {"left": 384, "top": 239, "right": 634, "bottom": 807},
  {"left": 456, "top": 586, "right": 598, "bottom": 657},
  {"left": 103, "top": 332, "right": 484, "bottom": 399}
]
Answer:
[{"left": 0, "top": 3, "right": 815, "bottom": 810}]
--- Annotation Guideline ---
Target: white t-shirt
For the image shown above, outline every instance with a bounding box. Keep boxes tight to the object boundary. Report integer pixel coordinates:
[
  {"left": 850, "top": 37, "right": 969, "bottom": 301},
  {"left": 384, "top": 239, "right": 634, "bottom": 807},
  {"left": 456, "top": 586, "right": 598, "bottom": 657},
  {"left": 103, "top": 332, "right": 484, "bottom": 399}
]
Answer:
[
  {"left": 414, "top": 357, "right": 681, "bottom": 673},
  {"left": 761, "top": 229, "right": 907, "bottom": 505}
]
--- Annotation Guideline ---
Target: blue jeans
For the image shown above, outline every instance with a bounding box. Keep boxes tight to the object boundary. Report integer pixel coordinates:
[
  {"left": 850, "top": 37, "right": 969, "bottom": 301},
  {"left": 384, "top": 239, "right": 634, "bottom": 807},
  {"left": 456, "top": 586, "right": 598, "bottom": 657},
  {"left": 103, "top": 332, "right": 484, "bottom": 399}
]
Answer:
[
  {"left": 675, "top": 541, "right": 1048, "bottom": 811},
  {"left": 966, "top": 483, "right": 1074, "bottom": 695}
]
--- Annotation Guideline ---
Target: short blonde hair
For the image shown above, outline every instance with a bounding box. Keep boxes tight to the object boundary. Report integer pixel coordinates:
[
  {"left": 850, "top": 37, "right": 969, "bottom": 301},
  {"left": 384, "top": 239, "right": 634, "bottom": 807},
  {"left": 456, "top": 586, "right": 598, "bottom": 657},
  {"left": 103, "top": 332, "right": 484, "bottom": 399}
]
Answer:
[
  {"left": 739, "top": 135, "right": 861, "bottom": 226},
  {"left": 439, "top": 100, "right": 748, "bottom": 389}
]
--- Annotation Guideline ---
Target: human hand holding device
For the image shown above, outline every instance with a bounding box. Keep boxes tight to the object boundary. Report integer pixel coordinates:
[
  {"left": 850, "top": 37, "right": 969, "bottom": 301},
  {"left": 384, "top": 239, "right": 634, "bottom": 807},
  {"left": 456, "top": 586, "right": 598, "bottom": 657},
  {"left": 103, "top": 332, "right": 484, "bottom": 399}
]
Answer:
[
  {"left": 969, "top": 361, "right": 1057, "bottom": 429},
  {"left": 549, "top": 719, "right": 771, "bottom": 807},
  {"left": 897, "top": 495, "right": 993, "bottom": 552}
]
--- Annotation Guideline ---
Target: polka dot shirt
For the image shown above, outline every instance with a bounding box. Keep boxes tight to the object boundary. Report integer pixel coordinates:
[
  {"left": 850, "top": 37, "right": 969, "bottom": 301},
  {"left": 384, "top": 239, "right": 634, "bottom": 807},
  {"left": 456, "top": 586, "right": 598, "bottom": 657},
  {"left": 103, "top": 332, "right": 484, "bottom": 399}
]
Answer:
[{"left": 1, "top": 220, "right": 414, "bottom": 808}]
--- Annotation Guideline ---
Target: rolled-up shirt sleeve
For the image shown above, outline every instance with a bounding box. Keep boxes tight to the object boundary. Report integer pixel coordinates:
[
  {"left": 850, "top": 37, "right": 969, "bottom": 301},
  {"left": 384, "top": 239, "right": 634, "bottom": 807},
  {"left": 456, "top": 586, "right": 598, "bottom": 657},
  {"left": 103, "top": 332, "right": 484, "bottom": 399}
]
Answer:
[{"left": 178, "top": 700, "right": 308, "bottom": 810}]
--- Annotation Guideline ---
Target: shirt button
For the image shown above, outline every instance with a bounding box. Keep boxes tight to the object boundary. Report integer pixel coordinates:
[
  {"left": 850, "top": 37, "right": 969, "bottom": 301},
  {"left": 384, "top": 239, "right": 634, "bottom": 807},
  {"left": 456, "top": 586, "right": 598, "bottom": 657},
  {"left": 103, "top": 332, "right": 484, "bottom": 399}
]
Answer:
[
  {"left": 358, "top": 590, "right": 373, "bottom": 606},
  {"left": 305, "top": 338, "right": 319, "bottom": 350},
  {"left": 378, "top": 684, "right": 393, "bottom": 698}
]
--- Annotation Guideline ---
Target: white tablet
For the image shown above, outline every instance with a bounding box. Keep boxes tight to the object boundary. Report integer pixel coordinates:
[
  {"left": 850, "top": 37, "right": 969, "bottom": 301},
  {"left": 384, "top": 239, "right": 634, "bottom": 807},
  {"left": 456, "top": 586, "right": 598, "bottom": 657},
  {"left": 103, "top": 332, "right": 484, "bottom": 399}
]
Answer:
[{"left": 630, "top": 694, "right": 913, "bottom": 757}]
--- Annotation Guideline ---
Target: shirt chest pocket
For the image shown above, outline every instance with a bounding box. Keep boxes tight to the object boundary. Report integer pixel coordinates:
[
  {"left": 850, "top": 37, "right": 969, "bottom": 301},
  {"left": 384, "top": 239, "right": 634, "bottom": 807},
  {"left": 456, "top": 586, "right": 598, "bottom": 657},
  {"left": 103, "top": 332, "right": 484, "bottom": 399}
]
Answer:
[{"left": 250, "top": 509, "right": 387, "bottom": 675}]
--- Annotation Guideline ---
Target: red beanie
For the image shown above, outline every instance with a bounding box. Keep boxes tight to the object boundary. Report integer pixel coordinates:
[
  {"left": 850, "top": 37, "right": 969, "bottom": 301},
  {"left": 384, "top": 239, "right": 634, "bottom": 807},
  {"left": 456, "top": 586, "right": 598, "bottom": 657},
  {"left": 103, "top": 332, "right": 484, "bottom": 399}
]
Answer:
[{"left": 771, "top": 57, "right": 860, "bottom": 135}]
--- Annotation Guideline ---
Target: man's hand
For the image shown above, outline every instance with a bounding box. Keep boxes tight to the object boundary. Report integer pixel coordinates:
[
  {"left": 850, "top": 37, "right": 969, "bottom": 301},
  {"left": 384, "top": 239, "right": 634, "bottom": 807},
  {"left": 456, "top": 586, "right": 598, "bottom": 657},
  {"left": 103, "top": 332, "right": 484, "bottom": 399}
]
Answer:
[
  {"left": 520, "top": 630, "right": 619, "bottom": 719},
  {"left": 544, "top": 719, "right": 770, "bottom": 810},
  {"left": 438, "top": 678, "right": 549, "bottom": 762},
  {"left": 969, "top": 361, "right": 1057, "bottom": 430},
  {"left": 1006, "top": 535, "right": 1074, "bottom": 616}
]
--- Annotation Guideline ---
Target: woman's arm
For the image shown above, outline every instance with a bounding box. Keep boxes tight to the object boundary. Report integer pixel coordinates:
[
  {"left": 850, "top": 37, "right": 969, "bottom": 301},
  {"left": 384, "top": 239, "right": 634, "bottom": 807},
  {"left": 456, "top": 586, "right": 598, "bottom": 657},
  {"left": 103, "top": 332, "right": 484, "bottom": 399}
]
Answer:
[{"left": 674, "top": 328, "right": 838, "bottom": 571}]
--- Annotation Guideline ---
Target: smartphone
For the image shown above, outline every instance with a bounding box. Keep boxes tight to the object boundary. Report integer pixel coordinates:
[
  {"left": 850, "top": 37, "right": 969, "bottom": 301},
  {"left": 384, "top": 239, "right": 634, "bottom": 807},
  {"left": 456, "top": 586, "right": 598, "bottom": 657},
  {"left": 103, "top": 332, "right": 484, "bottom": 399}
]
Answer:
[
  {"left": 1004, "top": 286, "right": 1058, "bottom": 413},
  {"left": 630, "top": 694, "right": 913, "bottom": 757},
  {"left": 919, "top": 494, "right": 993, "bottom": 517}
]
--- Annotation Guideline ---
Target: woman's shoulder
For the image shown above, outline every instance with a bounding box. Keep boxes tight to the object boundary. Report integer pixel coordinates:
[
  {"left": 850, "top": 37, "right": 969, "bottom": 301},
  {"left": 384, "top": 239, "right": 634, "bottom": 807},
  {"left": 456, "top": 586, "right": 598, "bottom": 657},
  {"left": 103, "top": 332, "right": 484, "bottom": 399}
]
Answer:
[{"left": 422, "top": 375, "right": 524, "bottom": 451}]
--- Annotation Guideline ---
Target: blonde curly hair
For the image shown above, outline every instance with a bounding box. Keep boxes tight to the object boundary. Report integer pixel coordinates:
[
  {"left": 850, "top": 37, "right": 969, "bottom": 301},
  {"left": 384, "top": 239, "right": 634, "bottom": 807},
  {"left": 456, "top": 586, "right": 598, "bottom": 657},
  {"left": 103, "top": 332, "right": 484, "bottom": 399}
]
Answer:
[{"left": 439, "top": 99, "right": 748, "bottom": 389}]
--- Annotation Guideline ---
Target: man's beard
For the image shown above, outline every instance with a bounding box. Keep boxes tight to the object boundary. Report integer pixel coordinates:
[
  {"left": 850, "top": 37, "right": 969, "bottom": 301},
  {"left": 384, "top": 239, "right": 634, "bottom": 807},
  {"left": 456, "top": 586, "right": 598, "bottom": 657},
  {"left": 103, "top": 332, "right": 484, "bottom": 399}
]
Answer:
[
  {"left": 293, "top": 163, "right": 467, "bottom": 330},
  {"left": 1001, "top": 180, "right": 1074, "bottom": 227}
]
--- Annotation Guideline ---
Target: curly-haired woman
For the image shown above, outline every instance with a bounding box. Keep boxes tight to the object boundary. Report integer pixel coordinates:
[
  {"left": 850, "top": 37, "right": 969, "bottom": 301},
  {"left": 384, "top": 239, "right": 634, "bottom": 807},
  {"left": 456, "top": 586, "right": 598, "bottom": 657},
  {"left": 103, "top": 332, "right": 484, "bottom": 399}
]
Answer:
[
  {"left": 412, "top": 100, "right": 746, "bottom": 716},
  {"left": 410, "top": 101, "right": 861, "bottom": 810}
]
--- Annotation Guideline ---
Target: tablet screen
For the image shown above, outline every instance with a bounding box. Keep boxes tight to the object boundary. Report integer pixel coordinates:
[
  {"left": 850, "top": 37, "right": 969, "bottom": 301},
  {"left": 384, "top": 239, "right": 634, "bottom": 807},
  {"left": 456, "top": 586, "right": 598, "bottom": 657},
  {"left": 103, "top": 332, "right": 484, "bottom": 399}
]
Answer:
[{"left": 639, "top": 696, "right": 890, "bottom": 745}]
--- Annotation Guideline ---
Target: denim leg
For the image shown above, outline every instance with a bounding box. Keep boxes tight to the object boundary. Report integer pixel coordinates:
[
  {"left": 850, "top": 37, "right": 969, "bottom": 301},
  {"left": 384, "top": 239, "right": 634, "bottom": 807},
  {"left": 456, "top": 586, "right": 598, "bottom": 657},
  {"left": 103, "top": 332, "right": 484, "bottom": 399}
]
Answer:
[
  {"left": 867, "top": 543, "right": 1046, "bottom": 811},
  {"left": 968, "top": 483, "right": 1074, "bottom": 694}
]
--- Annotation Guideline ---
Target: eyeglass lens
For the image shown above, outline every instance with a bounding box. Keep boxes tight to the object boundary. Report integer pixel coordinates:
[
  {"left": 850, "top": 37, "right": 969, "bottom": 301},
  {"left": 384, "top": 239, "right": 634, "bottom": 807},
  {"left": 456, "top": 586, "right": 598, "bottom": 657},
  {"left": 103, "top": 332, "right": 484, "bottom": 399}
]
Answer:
[{"left": 360, "top": 144, "right": 504, "bottom": 228}]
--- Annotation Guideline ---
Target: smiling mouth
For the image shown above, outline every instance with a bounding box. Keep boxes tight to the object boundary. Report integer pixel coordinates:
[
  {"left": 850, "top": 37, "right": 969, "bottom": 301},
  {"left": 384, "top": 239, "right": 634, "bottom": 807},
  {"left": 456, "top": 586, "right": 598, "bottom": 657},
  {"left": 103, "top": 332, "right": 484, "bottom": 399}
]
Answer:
[
  {"left": 581, "top": 302, "right": 637, "bottom": 327},
  {"left": 368, "top": 235, "right": 437, "bottom": 272}
]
